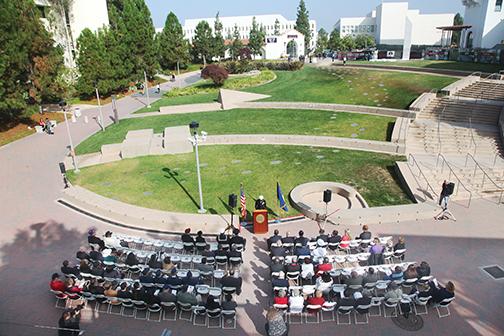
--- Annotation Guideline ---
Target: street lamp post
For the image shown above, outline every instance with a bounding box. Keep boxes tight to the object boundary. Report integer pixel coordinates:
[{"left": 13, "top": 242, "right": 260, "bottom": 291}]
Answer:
[
  {"left": 95, "top": 86, "right": 105, "bottom": 131},
  {"left": 189, "top": 121, "right": 206, "bottom": 213},
  {"left": 144, "top": 71, "right": 151, "bottom": 108},
  {"left": 60, "top": 101, "right": 79, "bottom": 173}
]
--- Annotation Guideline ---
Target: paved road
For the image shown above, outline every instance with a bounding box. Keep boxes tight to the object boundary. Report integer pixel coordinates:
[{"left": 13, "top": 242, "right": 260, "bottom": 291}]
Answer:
[{"left": 1, "top": 68, "right": 504, "bottom": 336}]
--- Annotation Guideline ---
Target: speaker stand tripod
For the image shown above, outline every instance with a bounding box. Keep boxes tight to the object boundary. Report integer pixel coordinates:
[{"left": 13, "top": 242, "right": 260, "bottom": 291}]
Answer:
[{"left": 434, "top": 207, "right": 456, "bottom": 221}]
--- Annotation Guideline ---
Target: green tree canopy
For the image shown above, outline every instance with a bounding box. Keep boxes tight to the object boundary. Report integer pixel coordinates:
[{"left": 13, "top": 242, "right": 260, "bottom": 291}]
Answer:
[
  {"left": 213, "top": 12, "right": 226, "bottom": 60},
  {"left": 354, "top": 34, "right": 376, "bottom": 49},
  {"left": 249, "top": 17, "right": 266, "bottom": 58},
  {"left": 315, "top": 28, "right": 329, "bottom": 54},
  {"left": 328, "top": 28, "right": 341, "bottom": 51},
  {"left": 192, "top": 20, "right": 214, "bottom": 65},
  {"left": 340, "top": 35, "right": 355, "bottom": 51},
  {"left": 0, "top": 0, "right": 65, "bottom": 123},
  {"left": 229, "top": 24, "right": 243, "bottom": 60},
  {"left": 158, "top": 12, "right": 190, "bottom": 71},
  {"left": 295, "top": 0, "right": 311, "bottom": 54},
  {"left": 452, "top": 13, "right": 464, "bottom": 46}
]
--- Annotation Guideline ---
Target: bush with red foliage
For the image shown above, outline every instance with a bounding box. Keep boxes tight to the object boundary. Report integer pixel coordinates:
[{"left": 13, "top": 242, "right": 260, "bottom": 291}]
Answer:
[{"left": 201, "top": 64, "right": 229, "bottom": 86}]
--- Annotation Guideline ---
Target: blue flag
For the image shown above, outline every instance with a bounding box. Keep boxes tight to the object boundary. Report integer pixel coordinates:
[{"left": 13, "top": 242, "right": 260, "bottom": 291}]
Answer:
[{"left": 277, "top": 182, "right": 288, "bottom": 212}]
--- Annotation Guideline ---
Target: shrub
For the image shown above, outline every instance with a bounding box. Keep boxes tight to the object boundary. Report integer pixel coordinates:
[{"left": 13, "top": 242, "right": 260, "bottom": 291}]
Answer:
[
  {"left": 222, "top": 60, "right": 304, "bottom": 74},
  {"left": 201, "top": 64, "right": 229, "bottom": 86}
]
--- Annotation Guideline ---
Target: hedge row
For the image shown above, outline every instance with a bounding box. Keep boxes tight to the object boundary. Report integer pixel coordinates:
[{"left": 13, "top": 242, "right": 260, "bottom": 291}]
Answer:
[{"left": 222, "top": 60, "right": 304, "bottom": 74}]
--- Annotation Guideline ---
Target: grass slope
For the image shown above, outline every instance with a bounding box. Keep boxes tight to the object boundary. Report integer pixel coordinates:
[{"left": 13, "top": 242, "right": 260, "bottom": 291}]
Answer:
[
  {"left": 75, "top": 108, "right": 395, "bottom": 155},
  {"left": 245, "top": 66, "right": 456, "bottom": 109},
  {"left": 350, "top": 60, "right": 503, "bottom": 74},
  {"left": 68, "top": 145, "right": 411, "bottom": 216}
]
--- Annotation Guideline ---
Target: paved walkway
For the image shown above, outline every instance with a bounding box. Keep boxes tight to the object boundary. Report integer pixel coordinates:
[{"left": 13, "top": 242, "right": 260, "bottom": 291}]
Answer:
[{"left": 1, "top": 68, "right": 504, "bottom": 336}]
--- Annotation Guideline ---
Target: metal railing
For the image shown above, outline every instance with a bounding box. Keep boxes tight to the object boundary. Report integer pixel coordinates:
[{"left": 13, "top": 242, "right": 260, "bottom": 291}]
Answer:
[
  {"left": 467, "top": 117, "right": 477, "bottom": 157},
  {"left": 436, "top": 106, "right": 446, "bottom": 154},
  {"left": 465, "top": 153, "right": 504, "bottom": 204},
  {"left": 436, "top": 153, "right": 473, "bottom": 207},
  {"left": 407, "top": 154, "right": 438, "bottom": 202}
]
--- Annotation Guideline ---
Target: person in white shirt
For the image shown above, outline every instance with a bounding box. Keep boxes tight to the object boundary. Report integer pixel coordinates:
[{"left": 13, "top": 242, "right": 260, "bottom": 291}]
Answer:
[
  {"left": 103, "top": 231, "right": 123, "bottom": 249},
  {"left": 301, "top": 257, "right": 315, "bottom": 283},
  {"left": 288, "top": 288, "right": 305, "bottom": 313},
  {"left": 311, "top": 239, "right": 327, "bottom": 262},
  {"left": 315, "top": 272, "right": 333, "bottom": 295}
]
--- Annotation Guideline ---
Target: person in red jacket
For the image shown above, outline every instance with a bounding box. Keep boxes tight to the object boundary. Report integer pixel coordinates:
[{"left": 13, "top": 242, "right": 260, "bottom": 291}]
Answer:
[
  {"left": 316, "top": 257, "right": 332, "bottom": 275},
  {"left": 307, "top": 290, "right": 325, "bottom": 313},
  {"left": 274, "top": 290, "right": 289, "bottom": 305},
  {"left": 50, "top": 273, "right": 66, "bottom": 292}
]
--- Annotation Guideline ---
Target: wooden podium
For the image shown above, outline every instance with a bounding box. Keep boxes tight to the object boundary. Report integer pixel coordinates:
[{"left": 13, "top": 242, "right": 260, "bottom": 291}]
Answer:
[{"left": 253, "top": 209, "right": 269, "bottom": 234}]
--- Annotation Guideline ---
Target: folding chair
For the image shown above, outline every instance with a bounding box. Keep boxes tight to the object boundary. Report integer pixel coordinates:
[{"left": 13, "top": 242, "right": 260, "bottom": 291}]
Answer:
[
  {"left": 183, "top": 242, "right": 195, "bottom": 254},
  {"left": 413, "top": 295, "right": 432, "bottom": 315},
  {"left": 160, "top": 301, "right": 177, "bottom": 321},
  {"left": 193, "top": 306, "right": 207, "bottom": 326},
  {"left": 181, "top": 255, "right": 193, "bottom": 269},
  {"left": 354, "top": 304, "right": 371, "bottom": 324},
  {"left": 305, "top": 305, "right": 321, "bottom": 323},
  {"left": 286, "top": 271, "right": 300, "bottom": 285},
  {"left": 336, "top": 305, "right": 353, "bottom": 325},
  {"left": 321, "top": 302, "right": 336, "bottom": 322},
  {"left": 434, "top": 297, "right": 454, "bottom": 318},
  {"left": 229, "top": 256, "right": 242, "bottom": 270},
  {"left": 121, "top": 299, "right": 135, "bottom": 317},
  {"left": 147, "top": 304, "right": 162, "bottom": 322},
  {"left": 402, "top": 278, "right": 418, "bottom": 293},
  {"left": 222, "top": 310, "right": 236, "bottom": 329},
  {"left": 215, "top": 256, "right": 228, "bottom": 270},
  {"left": 273, "top": 304, "right": 288, "bottom": 312},
  {"left": 206, "top": 308, "right": 222, "bottom": 328},
  {"left": 50, "top": 290, "right": 68, "bottom": 309},
  {"left": 392, "top": 249, "right": 406, "bottom": 263},
  {"left": 369, "top": 297, "right": 384, "bottom": 317},
  {"left": 178, "top": 302, "right": 194, "bottom": 321},
  {"left": 222, "top": 286, "right": 237, "bottom": 297},
  {"left": 132, "top": 300, "right": 148, "bottom": 320},
  {"left": 287, "top": 307, "right": 303, "bottom": 324},
  {"left": 108, "top": 298, "right": 123, "bottom": 315},
  {"left": 383, "top": 299, "right": 399, "bottom": 317}
]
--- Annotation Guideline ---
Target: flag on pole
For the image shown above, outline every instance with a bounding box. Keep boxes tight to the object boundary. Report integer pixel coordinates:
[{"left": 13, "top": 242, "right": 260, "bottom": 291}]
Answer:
[
  {"left": 277, "top": 182, "right": 288, "bottom": 212},
  {"left": 240, "top": 183, "right": 246, "bottom": 220}
]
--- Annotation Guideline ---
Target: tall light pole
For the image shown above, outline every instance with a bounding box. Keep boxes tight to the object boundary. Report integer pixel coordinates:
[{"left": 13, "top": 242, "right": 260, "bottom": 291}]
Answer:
[
  {"left": 60, "top": 101, "right": 79, "bottom": 173},
  {"left": 144, "top": 71, "right": 151, "bottom": 108},
  {"left": 189, "top": 121, "right": 206, "bottom": 213},
  {"left": 95, "top": 85, "right": 105, "bottom": 131}
]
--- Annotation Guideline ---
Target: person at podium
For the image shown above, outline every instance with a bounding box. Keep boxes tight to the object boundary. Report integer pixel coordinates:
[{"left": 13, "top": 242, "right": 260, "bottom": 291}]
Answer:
[{"left": 255, "top": 195, "right": 267, "bottom": 210}]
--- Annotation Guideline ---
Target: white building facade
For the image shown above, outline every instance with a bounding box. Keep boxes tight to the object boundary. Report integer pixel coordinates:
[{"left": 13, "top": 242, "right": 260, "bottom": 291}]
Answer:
[
  {"left": 176, "top": 14, "right": 317, "bottom": 57},
  {"left": 35, "top": 0, "right": 109, "bottom": 67},
  {"left": 264, "top": 30, "right": 305, "bottom": 59},
  {"left": 336, "top": 2, "right": 454, "bottom": 59},
  {"left": 462, "top": 0, "right": 504, "bottom": 49}
]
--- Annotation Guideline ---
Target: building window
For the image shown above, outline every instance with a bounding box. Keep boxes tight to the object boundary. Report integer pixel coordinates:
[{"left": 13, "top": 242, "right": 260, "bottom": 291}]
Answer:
[
  {"left": 371, "top": 25, "right": 375, "bottom": 32},
  {"left": 496, "top": 0, "right": 503, "bottom": 11}
]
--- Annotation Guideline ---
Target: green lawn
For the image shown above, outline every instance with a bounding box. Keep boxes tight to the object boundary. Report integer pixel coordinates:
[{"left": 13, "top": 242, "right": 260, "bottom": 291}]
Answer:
[
  {"left": 245, "top": 66, "right": 456, "bottom": 109},
  {"left": 135, "top": 70, "right": 275, "bottom": 113},
  {"left": 67, "top": 145, "right": 411, "bottom": 216},
  {"left": 75, "top": 108, "right": 395, "bottom": 155},
  {"left": 350, "top": 60, "right": 503, "bottom": 74}
]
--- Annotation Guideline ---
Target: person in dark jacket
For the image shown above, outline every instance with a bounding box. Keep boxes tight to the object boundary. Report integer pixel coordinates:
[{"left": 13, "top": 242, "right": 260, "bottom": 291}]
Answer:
[
  {"left": 429, "top": 280, "right": 455, "bottom": 303},
  {"left": 87, "top": 228, "right": 105, "bottom": 250}
]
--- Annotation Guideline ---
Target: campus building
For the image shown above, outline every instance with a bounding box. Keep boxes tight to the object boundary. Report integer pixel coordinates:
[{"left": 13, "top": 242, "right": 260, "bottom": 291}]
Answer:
[
  {"left": 335, "top": 2, "right": 455, "bottom": 59},
  {"left": 461, "top": 0, "right": 504, "bottom": 49},
  {"left": 176, "top": 14, "right": 317, "bottom": 59},
  {"left": 34, "top": 0, "right": 109, "bottom": 68}
]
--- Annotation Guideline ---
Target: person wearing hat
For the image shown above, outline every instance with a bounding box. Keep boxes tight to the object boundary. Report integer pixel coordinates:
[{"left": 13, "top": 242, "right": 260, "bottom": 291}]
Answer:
[
  {"left": 312, "top": 239, "right": 327, "bottom": 261},
  {"left": 255, "top": 195, "right": 267, "bottom": 210}
]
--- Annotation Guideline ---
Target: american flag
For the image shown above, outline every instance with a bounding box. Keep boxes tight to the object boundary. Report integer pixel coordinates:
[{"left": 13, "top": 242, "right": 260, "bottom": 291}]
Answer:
[{"left": 240, "top": 183, "right": 246, "bottom": 219}]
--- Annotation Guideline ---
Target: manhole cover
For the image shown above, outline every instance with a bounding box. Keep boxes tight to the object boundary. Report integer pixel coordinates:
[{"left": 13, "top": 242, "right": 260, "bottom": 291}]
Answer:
[
  {"left": 392, "top": 314, "right": 424, "bottom": 331},
  {"left": 482, "top": 265, "right": 504, "bottom": 279},
  {"left": 143, "top": 191, "right": 152, "bottom": 196}
]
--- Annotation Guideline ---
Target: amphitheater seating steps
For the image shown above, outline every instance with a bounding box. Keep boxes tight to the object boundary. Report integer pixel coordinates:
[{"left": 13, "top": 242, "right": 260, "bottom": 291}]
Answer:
[{"left": 455, "top": 80, "right": 504, "bottom": 101}]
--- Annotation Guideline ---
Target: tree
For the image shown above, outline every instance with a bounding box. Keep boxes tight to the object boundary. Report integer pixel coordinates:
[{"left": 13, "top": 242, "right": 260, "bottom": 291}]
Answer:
[
  {"left": 315, "top": 28, "right": 328, "bottom": 54},
  {"left": 229, "top": 24, "right": 243, "bottom": 60},
  {"left": 354, "top": 34, "right": 376, "bottom": 49},
  {"left": 248, "top": 17, "right": 266, "bottom": 59},
  {"left": 158, "top": 12, "right": 190, "bottom": 72},
  {"left": 192, "top": 20, "right": 214, "bottom": 66},
  {"left": 328, "top": 28, "right": 341, "bottom": 51},
  {"left": 0, "top": 0, "right": 65, "bottom": 123},
  {"left": 212, "top": 12, "right": 226, "bottom": 61},
  {"left": 201, "top": 64, "right": 229, "bottom": 86},
  {"left": 340, "top": 35, "right": 355, "bottom": 51},
  {"left": 452, "top": 13, "right": 464, "bottom": 46},
  {"left": 295, "top": 0, "right": 311, "bottom": 54},
  {"left": 274, "top": 18, "right": 281, "bottom": 36}
]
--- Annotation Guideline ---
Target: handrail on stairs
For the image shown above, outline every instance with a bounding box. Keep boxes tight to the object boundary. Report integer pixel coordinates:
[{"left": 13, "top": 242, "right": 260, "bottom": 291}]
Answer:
[
  {"left": 436, "top": 153, "right": 473, "bottom": 207},
  {"left": 468, "top": 117, "right": 477, "bottom": 157},
  {"left": 407, "top": 154, "right": 438, "bottom": 202},
  {"left": 464, "top": 153, "right": 503, "bottom": 205}
]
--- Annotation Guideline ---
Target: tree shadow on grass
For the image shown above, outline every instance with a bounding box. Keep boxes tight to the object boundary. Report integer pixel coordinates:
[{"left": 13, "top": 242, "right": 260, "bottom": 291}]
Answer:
[
  {"left": 162, "top": 167, "right": 199, "bottom": 210},
  {"left": 386, "top": 121, "right": 395, "bottom": 142}
]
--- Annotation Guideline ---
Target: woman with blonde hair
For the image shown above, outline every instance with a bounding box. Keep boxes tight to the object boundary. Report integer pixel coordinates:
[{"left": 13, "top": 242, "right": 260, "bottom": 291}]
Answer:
[{"left": 265, "top": 307, "right": 288, "bottom": 336}]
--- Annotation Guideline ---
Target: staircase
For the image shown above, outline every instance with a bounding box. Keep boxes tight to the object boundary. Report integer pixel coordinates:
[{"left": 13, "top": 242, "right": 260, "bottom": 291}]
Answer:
[
  {"left": 419, "top": 97, "right": 501, "bottom": 125},
  {"left": 455, "top": 79, "right": 504, "bottom": 101}
]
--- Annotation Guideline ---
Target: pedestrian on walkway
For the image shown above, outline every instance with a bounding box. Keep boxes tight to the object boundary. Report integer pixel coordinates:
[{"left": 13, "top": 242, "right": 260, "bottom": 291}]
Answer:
[
  {"left": 438, "top": 180, "right": 451, "bottom": 209},
  {"left": 343, "top": 56, "right": 347, "bottom": 66},
  {"left": 156, "top": 83, "right": 160, "bottom": 94}
]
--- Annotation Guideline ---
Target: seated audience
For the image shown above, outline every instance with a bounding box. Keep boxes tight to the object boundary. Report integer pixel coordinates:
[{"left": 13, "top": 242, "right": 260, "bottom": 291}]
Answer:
[
  {"left": 104, "top": 282, "right": 118, "bottom": 299},
  {"left": 316, "top": 229, "right": 329, "bottom": 242},
  {"left": 294, "top": 243, "right": 310, "bottom": 257},
  {"left": 344, "top": 271, "right": 364, "bottom": 287},
  {"left": 117, "top": 283, "right": 132, "bottom": 299},
  {"left": 388, "top": 266, "right": 404, "bottom": 281},
  {"left": 270, "top": 258, "right": 285, "bottom": 275},
  {"left": 327, "top": 230, "right": 342, "bottom": 249},
  {"left": 139, "top": 268, "right": 154, "bottom": 284},
  {"left": 182, "top": 271, "right": 200, "bottom": 286},
  {"left": 274, "top": 290, "right": 288, "bottom": 305},
  {"left": 195, "top": 230, "right": 206, "bottom": 247},
  {"left": 65, "top": 277, "right": 81, "bottom": 293},
  {"left": 394, "top": 237, "right": 406, "bottom": 251},
  {"left": 271, "top": 273, "right": 289, "bottom": 289},
  {"left": 384, "top": 282, "right": 403, "bottom": 301},
  {"left": 288, "top": 288, "right": 305, "bottom": 312},
  {"left": 125, "top": 252, "right": 139, "bottom": 266},
  {"left": 196, "top": 257, "right": 213, "bottom": 273},
  {"left": 88, "top": 228, "right": 105, "bottom": 250},
  {"left": 294, "top": 230, "right": 309, "bottom": 247},
  {"left": 315, "top": 272, "right": 333, "bottom": 295},
  {"left": 301, "top": 258, "right": 315, "bottom": 282},
  {"left": 217, "top": 232, "right": 229, "bottom": 249},
  {"left": 103, "top": 231, "right": 125, "bottom": 249},
  {"left": 285, "top": 260, "right": 301, "bottom": 274},
  {"left": 429, "top": 280, "right": 455, "bottom": 303},
  {"left": 205, "top": 296, "right": 221, "bottom": 315},
  {"left": 339, "top": 229, "right": 351, "bottom": 249},
  {"left": 181, "top": 228, "right": 195, "bottom": 244},
  {"left": 281, "top": 232, "right": 295, "bottom": 245},
  {"left": 102, "top": 249, "right": 117, "bottom": 263},
  {"left": 267, "top": 230, "right": 282, "bottom": 249},
  {"left": 103, "top": 265, "right": 120, "bottom": 279},
  {"left": 221, "top": 270, "right": 242, "bottom": 295},
  {"left": 316, "top": 257, "right": 332, "bottom": 274},
  {"left": 307, "top": 290, "right": 325, "bottom": 310},
  {"left": 147, "top": 254, "right": 162, "bottom": 269},
  {"left": 222, "top": 294, "right": 237, "bottom": 311},
  {"left": 358, "top": 225, "right": 372, "bottom": 240},
  {"left": 88, "top": 246, "right": 103, "bottom": 262},
  {"left": 90, "top": 262, "right": 104, "bottom": 277},
  {"left": 76, "top": 246, "right": 90, "bottom": 260},
  {"left": 176, "top": 285, "right": 198, "bottom": 306},
  {"left": 50, "top": 273, "right": 66, "bottom": 292},
  {"left": 363, "top": 267, "right": 382, "bottom": 285},
  {"left": 312, "top": 239, "right": 327, "bottom": 260},
  {"left": 229, "top": 228, "right": 245, "bottom": 248},
  {"left": 416, "top": 261, "right": 431, "bottom": 278},
  {"left": 353, "top": 291, "right": 371, "bottom": 307},
  {"left": 158, "top": 288, "right": 177, "bottom": 303},
  {"left": 61, "top": 260, "right": 80, "bottom": 278},
  {"left": 404, "top": 264, "right": 418, "bottom": 279},
  {"left": 79, "top": 260, "right": 91, "bottom": 274},
  {"left": 164, "top": 269, "right": 183, "bottom": 289},
  {"left": 270, "top": 240, "right": 286, "bottom": 258}
]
